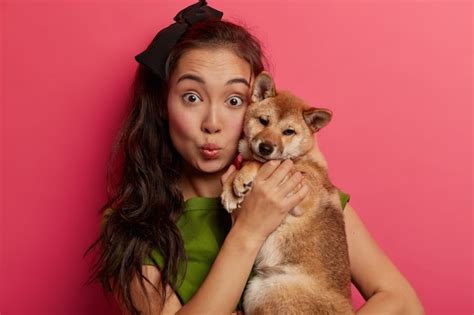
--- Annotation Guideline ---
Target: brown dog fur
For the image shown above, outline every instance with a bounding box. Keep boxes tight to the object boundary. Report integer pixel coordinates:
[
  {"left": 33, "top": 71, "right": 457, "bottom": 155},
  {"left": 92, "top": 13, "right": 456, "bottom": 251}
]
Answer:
[{"left": 221, "top": 71, "right": 353, "bottom": 315}]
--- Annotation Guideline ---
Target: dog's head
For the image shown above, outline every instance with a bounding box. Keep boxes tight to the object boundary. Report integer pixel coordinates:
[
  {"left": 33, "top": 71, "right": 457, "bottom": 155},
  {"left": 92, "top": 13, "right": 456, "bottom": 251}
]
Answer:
[{"left": 240, "top": 71, "right": 332, "bottom": 162}]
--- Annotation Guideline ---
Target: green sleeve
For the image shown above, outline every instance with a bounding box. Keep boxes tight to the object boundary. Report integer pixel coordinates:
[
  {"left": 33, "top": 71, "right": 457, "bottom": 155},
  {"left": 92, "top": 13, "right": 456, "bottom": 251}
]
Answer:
[{"left": 338, "top": 190, "right": 351, "bottom": 210}]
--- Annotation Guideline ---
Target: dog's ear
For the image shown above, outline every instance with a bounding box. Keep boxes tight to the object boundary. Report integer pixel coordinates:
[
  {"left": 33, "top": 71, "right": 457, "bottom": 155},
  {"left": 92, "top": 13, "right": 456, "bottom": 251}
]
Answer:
[
  {"left": 251, "top": 71, "right": 276, "bottom": 102},
  {"left": 303, "top": 108, "right": 332, "bottom": 133}
]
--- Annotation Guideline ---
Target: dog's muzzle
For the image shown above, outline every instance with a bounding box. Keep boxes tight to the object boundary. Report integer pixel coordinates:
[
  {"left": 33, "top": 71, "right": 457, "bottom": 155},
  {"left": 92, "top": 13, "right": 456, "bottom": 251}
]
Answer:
[{"left": 250, "top": 140, "right": 278, "bottom": 162}]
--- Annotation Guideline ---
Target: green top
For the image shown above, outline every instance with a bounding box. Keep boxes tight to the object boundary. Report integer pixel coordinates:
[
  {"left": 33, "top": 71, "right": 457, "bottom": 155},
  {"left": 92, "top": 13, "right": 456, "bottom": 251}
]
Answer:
[{"left": 142, "top": 190, "right": 351, "bottom": 305}]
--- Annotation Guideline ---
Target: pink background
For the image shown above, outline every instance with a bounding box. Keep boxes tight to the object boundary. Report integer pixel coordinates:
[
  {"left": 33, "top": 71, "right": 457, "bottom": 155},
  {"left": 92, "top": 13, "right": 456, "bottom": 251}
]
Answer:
[{"left": 1, "top": 0, "right": 472, "bottom": 314}]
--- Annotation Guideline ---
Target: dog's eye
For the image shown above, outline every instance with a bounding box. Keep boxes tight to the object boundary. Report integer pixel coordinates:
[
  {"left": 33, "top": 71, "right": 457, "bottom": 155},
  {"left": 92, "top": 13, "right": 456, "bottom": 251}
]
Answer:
[
  {"left": 283, "top": 129, "right": 296, "bottom": 136},
  {"left": 259, "top": 117, "right": 269, "bottom": 126}
]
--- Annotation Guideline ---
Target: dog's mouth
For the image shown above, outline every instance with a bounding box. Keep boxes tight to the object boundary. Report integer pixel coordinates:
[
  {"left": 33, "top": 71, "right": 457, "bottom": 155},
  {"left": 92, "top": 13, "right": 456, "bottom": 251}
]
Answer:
[
  {"left": 252, "top": 152, "right": 268, "bottom": 163},
  {"left": 251, "top": 150, "right": 281, "bottom": 163}
]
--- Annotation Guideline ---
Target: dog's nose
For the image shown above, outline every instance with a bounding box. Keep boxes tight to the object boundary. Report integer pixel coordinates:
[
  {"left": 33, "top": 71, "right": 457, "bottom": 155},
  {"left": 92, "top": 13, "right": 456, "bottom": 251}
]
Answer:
[{"left": 258, "top": 142, "right": 274, "bottom": 156}]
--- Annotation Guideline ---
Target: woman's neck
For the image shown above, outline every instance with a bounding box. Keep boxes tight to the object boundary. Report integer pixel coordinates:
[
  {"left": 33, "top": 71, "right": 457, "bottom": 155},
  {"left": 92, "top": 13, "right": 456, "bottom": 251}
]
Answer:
[{"left": 178, "top": 165, "right": 226, "bottom": 201}]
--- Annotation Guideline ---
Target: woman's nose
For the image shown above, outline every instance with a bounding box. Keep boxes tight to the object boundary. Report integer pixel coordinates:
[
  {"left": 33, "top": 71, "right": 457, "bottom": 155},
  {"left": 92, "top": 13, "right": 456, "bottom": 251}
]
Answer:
[{"left": 201, "top": 106, "right": 222, "bottom": 134}]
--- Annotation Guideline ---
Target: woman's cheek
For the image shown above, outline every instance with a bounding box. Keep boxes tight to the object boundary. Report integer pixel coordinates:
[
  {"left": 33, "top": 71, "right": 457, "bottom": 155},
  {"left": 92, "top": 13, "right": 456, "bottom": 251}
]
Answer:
[
  {"left": 168, "top": 107, "right": 196, "bottom": 140},
  {"left": 228, "top": 111, "right": 245, "bottom": 140}
]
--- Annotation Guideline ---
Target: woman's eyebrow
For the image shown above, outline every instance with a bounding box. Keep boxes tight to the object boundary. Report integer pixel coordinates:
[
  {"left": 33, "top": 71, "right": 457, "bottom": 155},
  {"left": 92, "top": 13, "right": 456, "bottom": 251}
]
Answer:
[
  {"left": 177, "top": 74, "right": 205, "bottom": 85},
  {"left": 226, "top": 78, "right": 250, "bottom": 87},
  {"left": 176, "top": 74, "right": 250, "bottom": 87}
]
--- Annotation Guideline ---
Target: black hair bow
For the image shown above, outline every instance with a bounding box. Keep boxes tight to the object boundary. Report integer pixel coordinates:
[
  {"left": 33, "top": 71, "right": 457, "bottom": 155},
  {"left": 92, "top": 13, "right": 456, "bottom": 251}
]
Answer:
[{"left": 135, "top": 0, "right": 223, "bottom": 80}]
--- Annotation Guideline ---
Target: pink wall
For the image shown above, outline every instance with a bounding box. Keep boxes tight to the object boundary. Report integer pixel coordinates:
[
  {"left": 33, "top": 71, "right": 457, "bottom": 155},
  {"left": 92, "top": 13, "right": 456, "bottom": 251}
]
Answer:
[{"left": 1, "top": 0, "right": 472, "bottom": 314}]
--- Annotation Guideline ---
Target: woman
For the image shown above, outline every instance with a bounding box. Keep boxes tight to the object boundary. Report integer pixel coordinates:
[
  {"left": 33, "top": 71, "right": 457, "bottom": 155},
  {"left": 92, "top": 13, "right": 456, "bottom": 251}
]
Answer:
[{"left": 87, "top": 1, "right": 424, "bottom": 314}]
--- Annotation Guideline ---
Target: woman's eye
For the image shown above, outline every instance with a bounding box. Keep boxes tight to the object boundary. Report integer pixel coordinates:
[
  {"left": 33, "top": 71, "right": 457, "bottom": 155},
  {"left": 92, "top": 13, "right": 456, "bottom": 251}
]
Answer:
[
  {"left": 227, "top": 96, "right": 243, "bottom": 107},
  {"left": 183, "top": 93, "right": 201, "bottom": 103},
  {"left": 259, "top": 117, "right": 269, "bottom": 126},
  {"left": 283, "top": 129, "right": 296, "bottom": 136}
]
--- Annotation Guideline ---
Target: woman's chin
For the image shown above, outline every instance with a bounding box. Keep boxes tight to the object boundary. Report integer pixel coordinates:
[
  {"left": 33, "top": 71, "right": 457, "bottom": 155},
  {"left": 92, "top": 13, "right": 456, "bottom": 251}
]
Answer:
[{"left": 195, "top": 158, "right": 228, "bottom": 174}]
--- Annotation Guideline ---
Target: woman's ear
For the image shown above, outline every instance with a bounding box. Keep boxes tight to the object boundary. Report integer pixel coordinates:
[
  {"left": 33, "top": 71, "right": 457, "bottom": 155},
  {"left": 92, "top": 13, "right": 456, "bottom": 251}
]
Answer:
[
  {"left": 251, "top": 71, "right": 276, "bottom": 103},
  {"left": 303, "top": 108, "right": 332, "bottom": 133}
]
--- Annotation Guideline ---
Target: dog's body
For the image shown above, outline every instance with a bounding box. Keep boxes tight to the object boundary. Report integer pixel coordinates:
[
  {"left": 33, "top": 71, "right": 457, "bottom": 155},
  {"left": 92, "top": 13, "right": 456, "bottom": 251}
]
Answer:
[{"left": 221, "top": 72, "right": 353, "bottom": 315}]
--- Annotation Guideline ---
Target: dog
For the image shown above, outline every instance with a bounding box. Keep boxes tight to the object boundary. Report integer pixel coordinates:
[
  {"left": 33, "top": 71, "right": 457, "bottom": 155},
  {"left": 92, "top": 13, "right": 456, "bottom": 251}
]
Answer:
[{"left": 221, "top": 71, "right": 353, "bottom": 315}]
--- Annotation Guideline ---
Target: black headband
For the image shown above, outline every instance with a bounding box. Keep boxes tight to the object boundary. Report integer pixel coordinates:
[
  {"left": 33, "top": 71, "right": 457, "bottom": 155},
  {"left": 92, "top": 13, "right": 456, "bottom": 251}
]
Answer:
[{"left": 134, "top": 0, "right": 223, "bottom": 80}]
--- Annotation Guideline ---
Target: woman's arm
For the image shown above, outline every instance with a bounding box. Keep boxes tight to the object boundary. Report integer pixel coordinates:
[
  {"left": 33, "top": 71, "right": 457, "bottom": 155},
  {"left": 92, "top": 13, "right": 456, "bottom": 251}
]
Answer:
[
  {"left": 344, "top": 203, "right": 425, "bottom": 315},
  {"left": 176, "top": 224, "right": 264, "bottom": 314}
]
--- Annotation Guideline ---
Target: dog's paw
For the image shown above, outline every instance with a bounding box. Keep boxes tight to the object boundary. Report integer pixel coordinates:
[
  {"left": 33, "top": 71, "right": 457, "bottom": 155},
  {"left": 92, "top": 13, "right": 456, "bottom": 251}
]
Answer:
[
  {"left": 221, "top": 189, "right": 243, "bottom": 213},
  {"left": 233, "top": 174, "right": 253, "bottom": 197}
]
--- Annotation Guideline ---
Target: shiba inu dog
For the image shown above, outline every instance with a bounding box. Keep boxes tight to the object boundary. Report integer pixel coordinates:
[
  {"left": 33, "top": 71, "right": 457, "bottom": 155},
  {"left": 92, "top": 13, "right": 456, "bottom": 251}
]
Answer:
[{"left": 221, "top": 71, "right": 353, "bottom": 315}]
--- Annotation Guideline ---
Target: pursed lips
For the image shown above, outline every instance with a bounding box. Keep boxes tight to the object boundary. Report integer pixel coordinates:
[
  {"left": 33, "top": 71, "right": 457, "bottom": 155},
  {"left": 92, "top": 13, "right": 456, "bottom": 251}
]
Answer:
[
  {"left": 200, "top": 143, "right": 222, "bottom": 151},
  {"left": 199, "top": 143, "right": 222, "bottom": 159}
]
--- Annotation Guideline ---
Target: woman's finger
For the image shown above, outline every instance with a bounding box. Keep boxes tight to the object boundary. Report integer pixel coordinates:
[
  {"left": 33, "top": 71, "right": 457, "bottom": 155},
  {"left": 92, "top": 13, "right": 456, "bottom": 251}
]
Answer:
[
  {"left": 221, "top": 164, "right": 237, "bottom": 185},
  {"left": 284, "top": 182, "right": 309, "bottom": 209},
  {"left": 277, "top": 171, "right": 303, "bottom": 198},
  {"left": 254, "top": 160, "right": 281, "bottom": 181},
  {"left": 265, "top": 159, "right": 294, "bottom": 187}
]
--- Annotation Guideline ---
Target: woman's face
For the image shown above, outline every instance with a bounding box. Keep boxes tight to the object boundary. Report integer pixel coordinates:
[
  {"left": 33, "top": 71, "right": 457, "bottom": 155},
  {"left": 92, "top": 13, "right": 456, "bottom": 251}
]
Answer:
[{"left": 167, "top": 48, "right": 253, "bottom": 174}]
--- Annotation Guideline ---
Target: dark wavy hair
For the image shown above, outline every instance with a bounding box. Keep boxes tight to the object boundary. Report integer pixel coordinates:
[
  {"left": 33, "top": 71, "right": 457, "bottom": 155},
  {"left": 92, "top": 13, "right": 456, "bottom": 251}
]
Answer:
[{"left": 85, "top": 19, "right": 267, "bottom": 315}]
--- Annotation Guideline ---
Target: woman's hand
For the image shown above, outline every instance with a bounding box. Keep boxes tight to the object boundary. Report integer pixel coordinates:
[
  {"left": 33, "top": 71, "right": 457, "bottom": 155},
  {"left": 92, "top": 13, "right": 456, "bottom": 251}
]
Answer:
[{"left": 221, "top": 159, "right": 308, "bottom": 245}]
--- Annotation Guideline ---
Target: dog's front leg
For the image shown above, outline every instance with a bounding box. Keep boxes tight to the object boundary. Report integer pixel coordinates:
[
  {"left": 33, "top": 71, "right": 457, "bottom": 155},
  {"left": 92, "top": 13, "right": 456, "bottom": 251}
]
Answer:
[
  {"left": 221, "top": 168, "right": 241, "bottom": 213},
  {"left": 233, "top": 161, "right": 261, "bottom": 198}
]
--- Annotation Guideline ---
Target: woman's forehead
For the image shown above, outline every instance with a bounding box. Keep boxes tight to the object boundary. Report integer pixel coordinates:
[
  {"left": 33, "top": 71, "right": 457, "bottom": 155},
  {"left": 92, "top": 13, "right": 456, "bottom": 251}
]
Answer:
[{"left": 171, "top": 48, "right": 253, "bottom": 85}]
